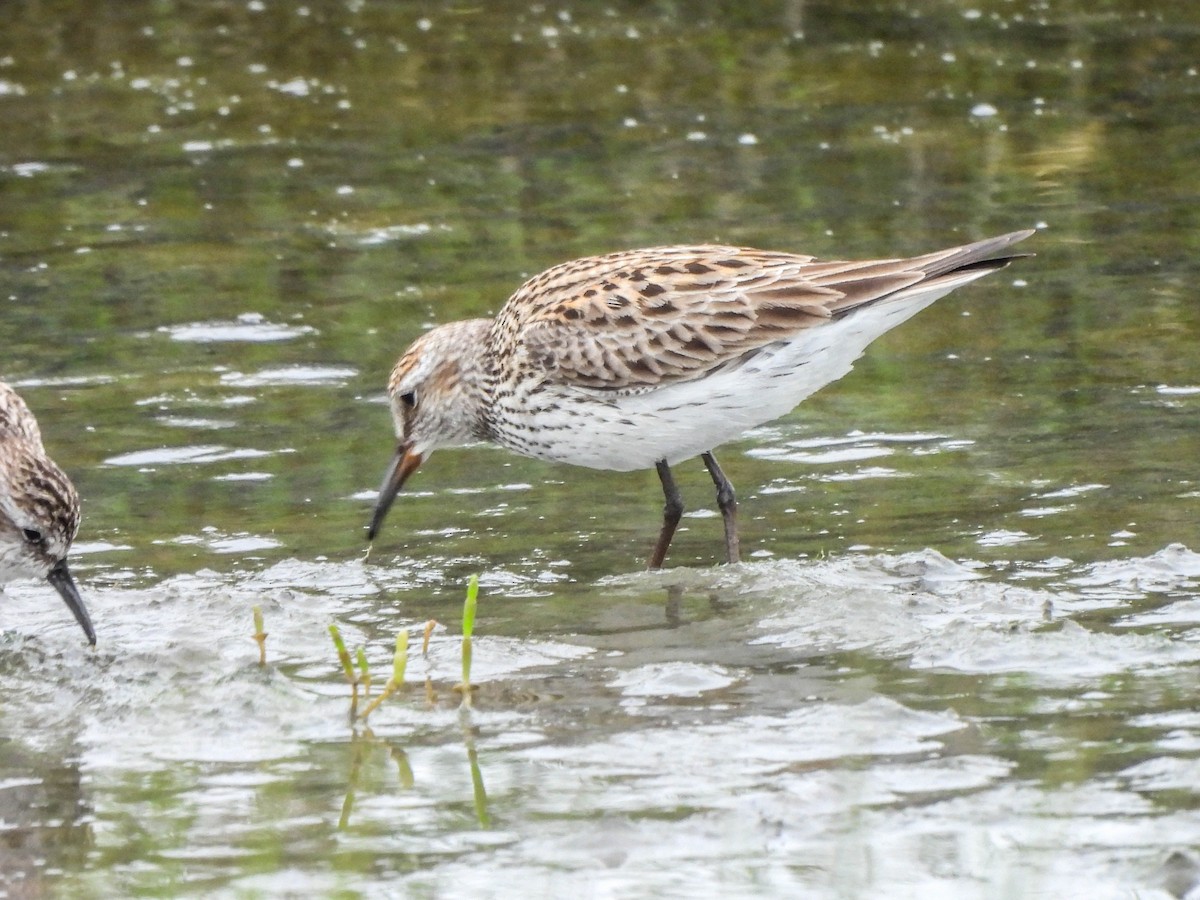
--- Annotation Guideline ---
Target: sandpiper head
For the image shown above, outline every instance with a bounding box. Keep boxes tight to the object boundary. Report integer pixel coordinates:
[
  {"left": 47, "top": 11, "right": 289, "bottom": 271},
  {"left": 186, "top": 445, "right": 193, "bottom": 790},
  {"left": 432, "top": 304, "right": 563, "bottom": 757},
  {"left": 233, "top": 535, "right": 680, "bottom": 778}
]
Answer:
[
  {"left": 368, "top": 319, "right": 492, "bottom": 542},
  {"left": 0, "top": 431, "right": 96, "bottom": 646}
]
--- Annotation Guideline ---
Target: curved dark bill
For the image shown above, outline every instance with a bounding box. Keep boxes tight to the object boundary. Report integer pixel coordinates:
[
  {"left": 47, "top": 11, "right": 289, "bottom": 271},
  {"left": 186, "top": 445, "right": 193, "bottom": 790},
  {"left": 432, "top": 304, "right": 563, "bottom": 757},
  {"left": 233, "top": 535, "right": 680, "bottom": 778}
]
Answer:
[
  {"left": 45, "top": 558, "right": 97, "bottom": 646},
  {"left": 367, "top": 443, "right": 424, "bottom": 541}
]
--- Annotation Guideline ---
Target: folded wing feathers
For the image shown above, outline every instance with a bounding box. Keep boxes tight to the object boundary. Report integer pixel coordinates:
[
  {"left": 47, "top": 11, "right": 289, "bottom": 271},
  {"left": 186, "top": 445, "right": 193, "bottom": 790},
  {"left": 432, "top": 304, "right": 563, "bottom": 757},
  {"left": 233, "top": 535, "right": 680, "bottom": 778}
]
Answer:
[{"left": 503, "top": 230, "right": 1033, "bottom": 392}]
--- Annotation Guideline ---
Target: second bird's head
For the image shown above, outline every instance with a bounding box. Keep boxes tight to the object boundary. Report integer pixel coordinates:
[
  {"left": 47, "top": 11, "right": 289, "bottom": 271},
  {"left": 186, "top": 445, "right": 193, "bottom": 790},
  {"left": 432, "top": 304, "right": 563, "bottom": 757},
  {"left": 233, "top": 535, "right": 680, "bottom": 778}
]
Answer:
[
  {"left": 367, "top": 319, "right": 493, "bottom": 542},
  {"left": 0, "top": 441, "right": 96, "bottom": 646}
]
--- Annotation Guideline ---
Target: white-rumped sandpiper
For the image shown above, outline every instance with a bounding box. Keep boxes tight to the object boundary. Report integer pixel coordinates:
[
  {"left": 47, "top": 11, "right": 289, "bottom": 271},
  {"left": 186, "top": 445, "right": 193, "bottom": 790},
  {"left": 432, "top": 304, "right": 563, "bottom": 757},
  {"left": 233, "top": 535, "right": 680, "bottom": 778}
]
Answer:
[{"left": 368, "top": 230, "right": 1033, "bottom": 568}]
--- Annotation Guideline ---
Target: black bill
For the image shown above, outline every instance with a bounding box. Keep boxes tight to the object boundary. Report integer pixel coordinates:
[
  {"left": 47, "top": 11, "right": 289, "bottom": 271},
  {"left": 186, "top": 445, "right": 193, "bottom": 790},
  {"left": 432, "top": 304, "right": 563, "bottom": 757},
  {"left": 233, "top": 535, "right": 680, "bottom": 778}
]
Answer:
[{"left": 45, "top": 558, "right": 96, "bottom": 646}]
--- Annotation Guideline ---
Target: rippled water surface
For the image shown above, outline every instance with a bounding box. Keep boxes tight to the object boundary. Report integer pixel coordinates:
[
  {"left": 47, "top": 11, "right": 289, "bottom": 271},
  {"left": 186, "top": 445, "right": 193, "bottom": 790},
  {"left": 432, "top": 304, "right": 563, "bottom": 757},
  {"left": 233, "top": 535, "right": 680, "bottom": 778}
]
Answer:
[{"left": 3, "top": 1, "right": 1200, "bottom": 896}]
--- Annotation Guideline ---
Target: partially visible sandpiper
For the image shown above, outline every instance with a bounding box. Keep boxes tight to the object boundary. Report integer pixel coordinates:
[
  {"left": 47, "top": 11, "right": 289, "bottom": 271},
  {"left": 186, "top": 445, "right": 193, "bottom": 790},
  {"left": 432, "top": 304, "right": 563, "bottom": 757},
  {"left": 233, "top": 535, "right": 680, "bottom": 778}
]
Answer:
[
  {"left": 368, "top": 230, "right": 1034, "bottom": 568},
  {"left": 0, "top": 382, "right": 95, "bottom": 644}
]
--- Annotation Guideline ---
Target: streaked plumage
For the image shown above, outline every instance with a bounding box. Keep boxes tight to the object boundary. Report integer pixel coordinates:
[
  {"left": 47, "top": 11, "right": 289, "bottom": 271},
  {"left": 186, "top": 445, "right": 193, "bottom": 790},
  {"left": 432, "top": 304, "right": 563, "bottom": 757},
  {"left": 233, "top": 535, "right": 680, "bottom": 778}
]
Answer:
[
  {"left": 0, "top": 382, "right": 95, "bottom": 644},
  {"left": 369, "top": 230, "right": 1034, "bottom": 567}
]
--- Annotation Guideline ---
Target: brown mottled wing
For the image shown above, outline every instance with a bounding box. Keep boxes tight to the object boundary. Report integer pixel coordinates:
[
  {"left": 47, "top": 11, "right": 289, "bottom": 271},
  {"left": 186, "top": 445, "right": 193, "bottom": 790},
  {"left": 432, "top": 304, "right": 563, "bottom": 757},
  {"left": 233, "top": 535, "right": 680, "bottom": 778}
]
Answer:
[
  {"left": 0, "top": 383, "right": 44, "bottom": 447},
  {"left": 499, "top": 231, "right": 1033, "bottom": 392}
]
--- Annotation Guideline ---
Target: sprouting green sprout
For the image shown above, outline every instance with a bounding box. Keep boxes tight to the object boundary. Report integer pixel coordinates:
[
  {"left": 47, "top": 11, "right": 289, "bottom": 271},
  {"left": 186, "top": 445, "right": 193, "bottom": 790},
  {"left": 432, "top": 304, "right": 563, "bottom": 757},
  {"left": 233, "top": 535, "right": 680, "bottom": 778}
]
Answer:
[
  {"left": 361, "top": 630, "right": 409, "bottom": 721},
  {"left": 251, "top": 605, "right": 267, "bottom": 667},
  {"left": 329, "top": 625, "right": 355, "bottom": 682},
  {"left": 462, "top": 574, "right": 478, "bottom": 638},
  {"left": 459, "top": 638, "right": 474, "bottom": 707},
  {"left": 329, "top": 624, "right": 360, "bottom": 719},
  {"left": 456, "top": 575, "right": 480, "bottom": 706},
  {"left": 356, "top": 647, "right": 371, "bottom": 697},
  {"left": 393, "top": 628, "right": 409, "bottom": 685}
]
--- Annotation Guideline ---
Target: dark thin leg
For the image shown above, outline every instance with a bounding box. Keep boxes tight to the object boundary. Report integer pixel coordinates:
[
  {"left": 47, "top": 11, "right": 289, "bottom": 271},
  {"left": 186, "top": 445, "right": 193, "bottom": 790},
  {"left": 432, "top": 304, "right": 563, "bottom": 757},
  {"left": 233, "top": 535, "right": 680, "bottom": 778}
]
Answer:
[
  {"left": 649, "top": 459, "right": 684, "bottom": 569},
  {"left": 701, "top": 451, "right": 740, "bottom": 564}
]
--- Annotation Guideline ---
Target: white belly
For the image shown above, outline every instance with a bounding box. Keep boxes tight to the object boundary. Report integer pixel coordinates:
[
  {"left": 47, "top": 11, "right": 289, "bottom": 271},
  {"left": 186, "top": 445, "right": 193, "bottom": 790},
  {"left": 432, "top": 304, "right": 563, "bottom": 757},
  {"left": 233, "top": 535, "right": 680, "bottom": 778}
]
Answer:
[{"left": 492, "top": 280, "right": 970, "bottom": 472}]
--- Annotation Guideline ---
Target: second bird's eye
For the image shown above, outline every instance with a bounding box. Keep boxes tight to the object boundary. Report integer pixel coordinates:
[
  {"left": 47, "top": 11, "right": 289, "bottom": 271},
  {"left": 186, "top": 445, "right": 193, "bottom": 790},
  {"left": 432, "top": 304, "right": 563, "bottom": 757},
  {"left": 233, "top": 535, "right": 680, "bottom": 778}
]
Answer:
[
  {"left": 399, "top": 391, "right": 417, "bottom": 408},
  {"left": 22, "top": 528, "right": 43, "bottom": 545}
]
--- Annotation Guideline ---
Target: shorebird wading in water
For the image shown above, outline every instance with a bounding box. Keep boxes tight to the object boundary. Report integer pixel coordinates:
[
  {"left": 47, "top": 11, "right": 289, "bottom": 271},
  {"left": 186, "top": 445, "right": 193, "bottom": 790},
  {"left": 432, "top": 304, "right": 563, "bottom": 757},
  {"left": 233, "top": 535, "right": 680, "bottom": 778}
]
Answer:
[
  {"left": 368, "top": 229, "right": 1033, "bottom": 568},
  {"left": 0, "top": 383, "right": 95, "bottom": 644}
]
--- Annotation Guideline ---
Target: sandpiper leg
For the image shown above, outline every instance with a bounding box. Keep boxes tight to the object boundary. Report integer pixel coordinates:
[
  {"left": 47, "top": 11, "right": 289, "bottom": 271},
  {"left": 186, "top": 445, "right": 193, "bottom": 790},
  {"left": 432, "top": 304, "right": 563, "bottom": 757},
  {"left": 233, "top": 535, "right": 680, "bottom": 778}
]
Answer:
[
  {"left": 649, "top": 459, "right": 684, "bottom": 569},
  {"left": 701, "top": 451, "right": 740, "bottom": 564}
]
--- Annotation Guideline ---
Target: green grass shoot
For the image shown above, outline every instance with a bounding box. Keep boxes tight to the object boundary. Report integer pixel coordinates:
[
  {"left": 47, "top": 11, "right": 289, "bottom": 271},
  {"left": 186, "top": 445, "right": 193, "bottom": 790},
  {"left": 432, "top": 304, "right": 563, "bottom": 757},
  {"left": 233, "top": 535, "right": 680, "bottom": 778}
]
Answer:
[
  {"left": 329, "top": 624, "right": 361, "bottom": 719},
  {"left": 361, "top": 629, "right": 410, "bottom": 721},
  {"left": 458, "top": 575, "right": 480, "bottom": 705},
  {"left": 392, "top": 629, "right": 408, "bottom": 685},
  {"left": 329, "top": 625, "right": 355, "bottom": 682},
  {"left": 460, "top": 636, "right": 474, "bottom": 705},
  {"left": 356, "top": 647, "right": 371, "bottom": 697},
  {"left": 463, "top": 574, "right": 479, "bottom": 638}
]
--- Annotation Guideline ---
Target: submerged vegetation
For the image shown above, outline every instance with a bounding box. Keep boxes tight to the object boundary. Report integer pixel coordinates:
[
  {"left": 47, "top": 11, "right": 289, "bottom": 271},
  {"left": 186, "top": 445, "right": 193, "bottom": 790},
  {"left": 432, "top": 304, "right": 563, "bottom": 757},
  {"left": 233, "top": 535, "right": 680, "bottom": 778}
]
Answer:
[
  {"left": 455, "top": 574, "right": 479, "bottom": 707},
  {"left": 322, "top": 576, "right": 482, "bottom": 721},
  {"left": 327, "top": 577, "right": 491, "bottom": 830},
  {"left": 360, "top": 629, "right": 408, "bottom": 720}
]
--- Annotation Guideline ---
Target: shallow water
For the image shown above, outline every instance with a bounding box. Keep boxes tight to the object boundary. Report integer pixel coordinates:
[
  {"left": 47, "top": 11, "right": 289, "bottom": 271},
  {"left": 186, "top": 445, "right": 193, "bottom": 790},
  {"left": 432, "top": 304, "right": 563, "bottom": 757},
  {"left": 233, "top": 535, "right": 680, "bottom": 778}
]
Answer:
[{"left": 2, "top": 1, "right": 1200, "bottom": 896}]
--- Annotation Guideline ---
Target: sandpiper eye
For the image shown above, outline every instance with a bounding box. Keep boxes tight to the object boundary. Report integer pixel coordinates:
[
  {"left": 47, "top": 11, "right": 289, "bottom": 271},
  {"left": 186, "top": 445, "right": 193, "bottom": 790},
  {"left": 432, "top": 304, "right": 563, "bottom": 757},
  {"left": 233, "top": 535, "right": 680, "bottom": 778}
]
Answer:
[
  {"left": 399, "top": 391, "right": 417, "bottom": 408},
  {"left": 22, "top": 528, "right": 43, "bottom": 545}
]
